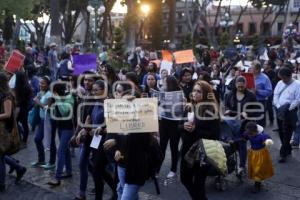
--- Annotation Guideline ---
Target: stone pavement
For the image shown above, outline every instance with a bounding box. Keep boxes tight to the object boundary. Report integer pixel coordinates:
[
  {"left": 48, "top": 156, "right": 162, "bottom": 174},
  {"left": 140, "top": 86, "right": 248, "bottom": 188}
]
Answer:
[{"left": 0, "top": 125, "right": 300, "bottom": 200}]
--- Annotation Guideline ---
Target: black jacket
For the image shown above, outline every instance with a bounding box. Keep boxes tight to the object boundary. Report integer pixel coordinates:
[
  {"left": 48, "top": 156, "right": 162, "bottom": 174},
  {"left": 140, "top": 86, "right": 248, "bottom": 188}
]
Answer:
[{"left": 113, "top": 133, "right": 151, "bottom": 185}]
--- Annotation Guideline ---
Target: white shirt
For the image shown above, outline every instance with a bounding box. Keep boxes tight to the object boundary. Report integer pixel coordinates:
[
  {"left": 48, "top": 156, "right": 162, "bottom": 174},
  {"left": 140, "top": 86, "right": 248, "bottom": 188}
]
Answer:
[{"left": 273, "top": 79, "right": 300, "bottom": 110}]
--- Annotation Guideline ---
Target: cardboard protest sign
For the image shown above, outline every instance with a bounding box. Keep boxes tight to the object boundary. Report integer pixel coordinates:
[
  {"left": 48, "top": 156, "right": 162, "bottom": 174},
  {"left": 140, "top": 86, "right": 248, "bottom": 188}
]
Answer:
[
  {"left": 73, "top": 54, "right": 97, "bottom": 75},
  {"left": 241, "top": 72, "right": 255, "bottom": 90},
  {"left": 173, "top": 49, "right": 194, "bottom": 64},
  {"left": 151, "top": 89, "right": 184, "bottom": 120},
  {"left": 104, "top": 98, "right": 158, "bottom": 133},
  {"left": 162, "top": 50, "right": 173, "bottom": 62},
  {"left": 5, "top": 50, "right": 25, "bottom": 73}
]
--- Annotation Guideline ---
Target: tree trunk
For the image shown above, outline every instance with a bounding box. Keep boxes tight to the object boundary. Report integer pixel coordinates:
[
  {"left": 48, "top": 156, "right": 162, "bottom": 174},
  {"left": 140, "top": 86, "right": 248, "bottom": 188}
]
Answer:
[
  {"left": 50, "top": 0, "right": 61, "bottom": 45},
  {"left": 83, "top": 11, "right": 90, "bottom": 49},
  {"left": 125, "top": 0, "right": 136, "bottom": 51},
  {"left": 167, "top": 0, "right": 176, "bottom": 43}
]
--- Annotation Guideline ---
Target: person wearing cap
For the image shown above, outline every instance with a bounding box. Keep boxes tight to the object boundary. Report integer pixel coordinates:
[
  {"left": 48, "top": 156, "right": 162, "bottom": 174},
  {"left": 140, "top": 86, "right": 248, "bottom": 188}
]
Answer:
[
  {"left": 273, "top": 67, "right": 300, "bottom": 163},
  {"left": 48, "top": 43, "right": 58, "bottom": 81}
]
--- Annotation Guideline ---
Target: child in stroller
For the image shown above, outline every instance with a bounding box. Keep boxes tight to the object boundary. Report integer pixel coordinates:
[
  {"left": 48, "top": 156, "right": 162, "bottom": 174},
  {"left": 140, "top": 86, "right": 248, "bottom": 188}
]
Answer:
[{"left": 206, "top": 120, "right": 243, "bottom": 191}]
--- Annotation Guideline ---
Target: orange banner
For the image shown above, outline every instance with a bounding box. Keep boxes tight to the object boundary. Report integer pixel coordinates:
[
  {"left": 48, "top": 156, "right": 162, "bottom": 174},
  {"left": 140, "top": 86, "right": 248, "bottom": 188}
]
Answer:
[
  {"left": 150, "top": 60, "right": 161, "bottom": 68},
  {"left": 173, "top": 49, "right": 194, "bottom": 64},
  {"left": 162, "top": 50, "right": 173, "bottom": 62}
]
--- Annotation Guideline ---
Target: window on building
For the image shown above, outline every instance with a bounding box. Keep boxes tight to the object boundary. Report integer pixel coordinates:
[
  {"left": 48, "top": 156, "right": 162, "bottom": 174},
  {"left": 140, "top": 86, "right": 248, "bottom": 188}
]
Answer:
[
  {"left": 237, "top": 23, "right": 244, "bottom": 33},
  {"left": 249, "top": 23, "right": 256, "bottom": 35},
  {"left": 177, "top": 25, "right": 182, "bottom": 34},
  {"left": 277, "top": 22, "right": 283, "bottom": 33},
  {"left": 294, "top": 0, "right": 300, "bottom": 8},
  {"left": 262, "top": 22, "right": 271, "bottom": 35}
]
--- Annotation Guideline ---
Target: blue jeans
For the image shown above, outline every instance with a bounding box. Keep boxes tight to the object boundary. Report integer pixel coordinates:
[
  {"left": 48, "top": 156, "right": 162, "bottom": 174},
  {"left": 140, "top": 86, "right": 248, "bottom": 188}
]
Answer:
[
  {"left": 34, "top": 119, "right": 56, "bottom": 163},
  {"left": 117, "top": 166, "right": 140, "bottom": 200},
  {"left": 55, "top": 129, "right": 73, "bottom": 179},
  {"left": 78, "top": 144, "right": 92, "bottom": 197},
  {"left": 0, "top": 156, "right": 23, "bottom": 186}
]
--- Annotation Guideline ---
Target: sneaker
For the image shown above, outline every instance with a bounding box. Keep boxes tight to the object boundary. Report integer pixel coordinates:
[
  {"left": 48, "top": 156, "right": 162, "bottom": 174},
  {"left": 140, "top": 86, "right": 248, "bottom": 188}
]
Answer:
[
  {"left": 278, "top": 157, "right": 286, "bottom": 163},
  {"left": 251, "top": 182, "right": 261, "bottom": 193},
  {"left": 41, "top": 163, "right": 56, "bottom": 170},
  {"left": 31, "top": 161, "right": 46, "bottom": 168},
  {"left": 237, "top": 167, "right": 245, "bottom": 175},
  {"left": 47, "top": 179, "right": 61, "bottom": 187},
  {"left": 89, "top": 188, "right": 96, "bottom": 195},
  {"left": 291, "top": 143, "right": 299, "bottom": 149},
  {"left": 59, "top": 173, "right": 73, "bottom": 179},
  {"left": 15, "top": 167, "right": 27, "bottom": 184},
  {"left": 166, "top": 171, "right": 176, "bottom": 179}
]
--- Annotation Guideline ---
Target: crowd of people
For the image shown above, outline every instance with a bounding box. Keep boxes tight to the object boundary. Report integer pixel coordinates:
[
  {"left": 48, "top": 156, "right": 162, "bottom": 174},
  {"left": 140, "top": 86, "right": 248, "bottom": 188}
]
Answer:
[{"left": 0, "top": 41, "right": 300, "bottom": 200}]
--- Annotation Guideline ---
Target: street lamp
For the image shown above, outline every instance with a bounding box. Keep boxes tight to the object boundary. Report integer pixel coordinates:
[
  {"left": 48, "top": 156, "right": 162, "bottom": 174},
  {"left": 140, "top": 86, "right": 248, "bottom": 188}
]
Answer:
[
  {"left": 219, "top": 11, "right": 234, "bottom": 32},
  {"left": 87, "top": 2, "right": 106, "bottom": 52},
  {"left": 140, "top": 4, "right": 151, "bottom": 42}
]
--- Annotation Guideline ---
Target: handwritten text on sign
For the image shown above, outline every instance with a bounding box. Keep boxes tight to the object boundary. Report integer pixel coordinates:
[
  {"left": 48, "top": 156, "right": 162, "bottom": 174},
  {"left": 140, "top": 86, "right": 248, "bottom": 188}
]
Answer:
[{"left": 104, "top": 98, "right": 158, "bottom": 133}]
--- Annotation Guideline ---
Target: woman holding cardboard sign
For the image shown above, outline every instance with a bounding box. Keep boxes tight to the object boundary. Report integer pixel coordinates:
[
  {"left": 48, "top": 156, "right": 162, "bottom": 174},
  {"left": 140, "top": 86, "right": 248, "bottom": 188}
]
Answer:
[
  {"left": 181, "top": 80, "right": 220, "bottom": 200},
  {"left": 104, "top": 81, "right": 153, "bottom": 200}
]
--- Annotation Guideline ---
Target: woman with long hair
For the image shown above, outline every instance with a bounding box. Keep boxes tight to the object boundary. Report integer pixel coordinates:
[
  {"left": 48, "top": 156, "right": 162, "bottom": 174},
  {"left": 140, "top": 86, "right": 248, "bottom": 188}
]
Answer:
[
  {"left": 181, "top": 80, "right": 220, "bottom": 200},
  {"left": 31, "top": 76, "right": 56, "bottom": 169},
  {"left": 89, "top": 80, "right": 117, "bottom": 200},
  {"left": 143, "top": 73, "right": 159, "bottom": 97},
  {"left": 103, "top": 82, "right": 152, "bottom": 200},
  {"left": 0, "top": 72, "right": 27, "bottom": 192},
  {"left": 47, "top": 83, "right": 74, "bottom": 186},
  {"left": 159, "top": 75, "right": 182, "bottom": 178},
  {"left": 14, "top": 71, "right": 33, "bottom": 144}
]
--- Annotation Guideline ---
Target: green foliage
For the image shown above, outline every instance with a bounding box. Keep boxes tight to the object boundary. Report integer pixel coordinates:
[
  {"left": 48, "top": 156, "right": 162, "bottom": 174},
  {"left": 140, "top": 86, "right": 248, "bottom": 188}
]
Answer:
[
  {"left": 219, "top": 32, "right": 230, "bottom": 50},
  {"left": 16, "top": 39, "right": 25, "bottom": 52},
  {"left": 182, "top": 33, "right": 192, "bottom": 50},
  {"left": 250, "top": 34, "right": 260, "bottom": 54},
  {"left": 112, "top": 27, "right": 124, "bottom": 57}
]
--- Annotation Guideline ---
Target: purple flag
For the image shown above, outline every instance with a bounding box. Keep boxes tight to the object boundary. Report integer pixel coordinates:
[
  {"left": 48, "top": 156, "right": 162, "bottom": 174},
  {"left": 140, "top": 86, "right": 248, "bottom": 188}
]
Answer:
[{"left": 73, "top": 54, "right": 97, "bottom": 75}]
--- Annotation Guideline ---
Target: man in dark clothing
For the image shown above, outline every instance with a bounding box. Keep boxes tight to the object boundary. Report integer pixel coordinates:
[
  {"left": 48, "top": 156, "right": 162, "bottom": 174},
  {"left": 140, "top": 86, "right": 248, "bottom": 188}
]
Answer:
[{"left": 263, "top": 61, "right": 277, "bottom": 126}]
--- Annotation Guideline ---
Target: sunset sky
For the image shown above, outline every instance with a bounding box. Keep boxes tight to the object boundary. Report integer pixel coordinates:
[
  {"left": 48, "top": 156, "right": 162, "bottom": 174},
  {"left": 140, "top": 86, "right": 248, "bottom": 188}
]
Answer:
[{"left": 111, "top": 0, "right": 251, "bottom": 13}]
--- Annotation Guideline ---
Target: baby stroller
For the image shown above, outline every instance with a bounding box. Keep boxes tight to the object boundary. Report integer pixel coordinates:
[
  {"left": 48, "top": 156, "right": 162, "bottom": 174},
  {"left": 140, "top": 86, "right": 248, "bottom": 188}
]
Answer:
[{"left": 206, "top": 120, "right": 242, "bottom": 191}]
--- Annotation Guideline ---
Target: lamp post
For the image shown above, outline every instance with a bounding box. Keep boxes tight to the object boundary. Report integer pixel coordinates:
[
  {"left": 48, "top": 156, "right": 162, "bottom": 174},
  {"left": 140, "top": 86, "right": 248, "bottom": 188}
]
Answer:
[
  {"left": 140, "top": 4, "right": 150, "bottom": 43},
  {"left": 234, "top": 29, "right": 243, "bottom": 48},
  {"left": 87, "top": 1, "right": 105, "bottom": 52},
  {"left": 219, "top": 11, "right": 234, "bottom": 33}
]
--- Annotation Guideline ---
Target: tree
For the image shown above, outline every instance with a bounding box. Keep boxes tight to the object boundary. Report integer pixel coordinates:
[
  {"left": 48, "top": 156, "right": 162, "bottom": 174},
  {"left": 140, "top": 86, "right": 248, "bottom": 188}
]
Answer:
[
  {"left": 122, "top": 0, "right": 138, "bottom": 51},
  {"left": 142, "top": 0, "right": 163, "bottom": 49},
  {"left": 185, "top": 0, "right": 223, "bottom": 48},
  {"left": 182, "top": 33, "right": 192, "bottom": 49},
  {"left": 166, "top": 0, "right": 176, "bottom": 43},
  {"left": 100, "top": 0, "right": 117, "bottom": 45},
  {"left": 112, "top": 27, "right": 124, "bottom": 57},
  {"left": 22, "top": 1, "right": 51, "bottom": 48}
]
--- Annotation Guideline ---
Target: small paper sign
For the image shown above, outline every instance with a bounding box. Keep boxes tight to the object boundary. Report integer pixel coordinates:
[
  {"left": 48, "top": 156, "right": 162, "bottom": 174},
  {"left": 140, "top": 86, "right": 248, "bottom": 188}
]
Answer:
[
  {"left": 5, "top": 50, "right": 25, "bottom": 73},
  {"left": 90, "top": 134, "right": 102, "bottom": 149}
]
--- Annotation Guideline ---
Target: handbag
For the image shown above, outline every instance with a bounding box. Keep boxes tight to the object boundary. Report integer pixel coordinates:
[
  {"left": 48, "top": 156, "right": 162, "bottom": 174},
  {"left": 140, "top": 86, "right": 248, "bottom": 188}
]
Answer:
[
  {"left": 0, "top": 96, "right": 20, "bottom": 155},
  {"left": 28, "top": 106, "right": 40, "bottom": 131}
]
